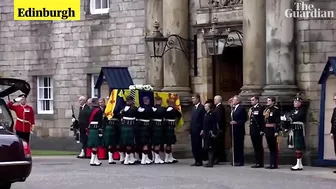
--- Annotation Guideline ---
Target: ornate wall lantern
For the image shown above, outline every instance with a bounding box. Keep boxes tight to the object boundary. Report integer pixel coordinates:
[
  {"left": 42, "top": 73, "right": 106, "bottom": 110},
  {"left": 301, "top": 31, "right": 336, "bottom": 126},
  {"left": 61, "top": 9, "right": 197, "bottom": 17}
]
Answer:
[
  {"left": 202, "top": 17, "right": 243, "bottom": 56},
  {"left": 145, "top": 20, "right": 195, "bottom": 60},
  {"left": 145, "top": 20, "right": 197, "bottom": 76},
  {"left": 144, "top": 21, "right": 168, "bottom": 58}
]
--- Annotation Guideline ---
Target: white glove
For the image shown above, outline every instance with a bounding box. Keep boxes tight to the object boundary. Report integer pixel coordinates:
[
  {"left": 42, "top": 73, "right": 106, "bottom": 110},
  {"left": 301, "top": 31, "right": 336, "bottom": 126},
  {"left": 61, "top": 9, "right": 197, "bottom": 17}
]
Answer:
[
  {"left": 280, "top": 115, "right": 286, "bottom": 121},
  {"left": 274, "top": 132, "right": 279, "bottom": 137},
  {"left": 72, "top": 118, "right": 76, "bottom": 123},
  {"left": 14, "top": 97, "right": 22, "bottom": 102},
  {"left": 167, "top": 107, "right": 173, "bottom": 111},
  {"left": 124, "top": 106, "right": 130, "bottom": 111}
]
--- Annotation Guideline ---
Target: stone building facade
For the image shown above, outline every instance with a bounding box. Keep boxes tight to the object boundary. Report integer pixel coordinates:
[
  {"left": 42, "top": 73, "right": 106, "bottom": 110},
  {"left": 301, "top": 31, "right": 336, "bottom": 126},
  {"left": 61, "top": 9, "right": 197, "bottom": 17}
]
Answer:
[{"left": 1, "top": 0, "right": 336, "bottom": 161}]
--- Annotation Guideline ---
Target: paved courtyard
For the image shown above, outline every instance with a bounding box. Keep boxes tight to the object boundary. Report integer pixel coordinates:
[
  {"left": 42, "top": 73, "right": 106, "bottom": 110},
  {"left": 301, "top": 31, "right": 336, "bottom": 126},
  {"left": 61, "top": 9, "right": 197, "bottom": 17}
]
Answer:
[{"left": 12, "top": 157, "right": 336, "bottom": 189}]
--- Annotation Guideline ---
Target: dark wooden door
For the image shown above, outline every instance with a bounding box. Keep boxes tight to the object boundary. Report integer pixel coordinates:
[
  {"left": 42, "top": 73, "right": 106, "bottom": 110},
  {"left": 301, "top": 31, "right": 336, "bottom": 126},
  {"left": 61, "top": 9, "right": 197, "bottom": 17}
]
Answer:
[{"left": 213, "top": 46, "right": 243, "bottom": 150}]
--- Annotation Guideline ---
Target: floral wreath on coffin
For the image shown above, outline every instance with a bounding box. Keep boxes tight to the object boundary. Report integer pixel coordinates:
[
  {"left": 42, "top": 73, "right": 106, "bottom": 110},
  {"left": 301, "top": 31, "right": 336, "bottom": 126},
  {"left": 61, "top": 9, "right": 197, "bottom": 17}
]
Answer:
[{"left": 129, "top": 84, "right": 154, "bottom": 91}]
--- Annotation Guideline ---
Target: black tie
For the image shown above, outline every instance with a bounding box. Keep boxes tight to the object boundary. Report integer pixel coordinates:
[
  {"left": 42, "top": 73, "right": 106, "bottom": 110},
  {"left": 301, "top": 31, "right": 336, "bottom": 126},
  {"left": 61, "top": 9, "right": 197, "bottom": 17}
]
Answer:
[{"left": 80, "top": 106, "right": 83, "bottom": 111}]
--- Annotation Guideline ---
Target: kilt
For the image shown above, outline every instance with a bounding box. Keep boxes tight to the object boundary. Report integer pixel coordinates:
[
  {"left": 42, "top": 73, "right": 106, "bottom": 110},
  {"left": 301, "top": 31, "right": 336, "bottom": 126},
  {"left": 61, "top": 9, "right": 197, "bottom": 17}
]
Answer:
[
  {"left": 151, "top": 120, "right": 164, "bottom": 145},
  {"left": 164, "top": 124, "right": 176, "bottom": 145},
  {"left": 294, "top": 129, "right": 305, "bottom": 150},
  {"left": 137, "top": 121, "right": 151, "bottom": 145},
  {"left": 103, "top": 119, "right": 119, "bottom": 147},
  {"left": 119, "top": 120, "right": 136, "bottom": 146},
  {"left": 87, "top": 129, "right": 101, "bottom": 148}
]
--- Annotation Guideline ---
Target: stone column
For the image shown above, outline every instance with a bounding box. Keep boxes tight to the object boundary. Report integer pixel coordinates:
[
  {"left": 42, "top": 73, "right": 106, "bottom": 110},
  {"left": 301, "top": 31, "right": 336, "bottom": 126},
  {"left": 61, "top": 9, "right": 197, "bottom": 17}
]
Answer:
[
  {"left": 162, "top": 0, "right": 191, "bottom": 104},
  {"left": 262, "top": 0, "right": 297, "bottom": 96},
  {"left": 145, "top": 0, "right": 163, "bottom": 90},
  {"left": 240, "top": 0, "right": 266, "bottom": 97}
]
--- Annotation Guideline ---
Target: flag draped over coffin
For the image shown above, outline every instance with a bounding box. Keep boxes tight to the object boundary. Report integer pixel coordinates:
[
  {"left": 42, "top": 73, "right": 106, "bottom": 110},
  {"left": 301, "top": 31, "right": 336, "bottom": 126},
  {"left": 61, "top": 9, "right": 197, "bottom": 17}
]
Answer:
[{"left": 105, "top": 89, "right": 184, "bottom": 130}]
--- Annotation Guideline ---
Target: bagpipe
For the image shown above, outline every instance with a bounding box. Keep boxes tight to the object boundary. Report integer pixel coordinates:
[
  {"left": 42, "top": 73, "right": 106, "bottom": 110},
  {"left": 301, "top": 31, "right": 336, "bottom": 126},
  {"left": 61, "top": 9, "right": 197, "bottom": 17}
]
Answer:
[
  {"left": 69, "top": 105, "right": 80, "bottom": 143},
  {"left": 279, "top": 113, "right": 305, "bottom": 149}
]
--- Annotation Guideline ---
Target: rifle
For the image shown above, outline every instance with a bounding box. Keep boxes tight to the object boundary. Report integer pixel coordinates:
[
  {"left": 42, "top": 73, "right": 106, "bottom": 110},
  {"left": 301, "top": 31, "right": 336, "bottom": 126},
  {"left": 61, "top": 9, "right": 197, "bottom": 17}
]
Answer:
[{"left": 70, "top": 105, "right": 80, "bottom": 143}]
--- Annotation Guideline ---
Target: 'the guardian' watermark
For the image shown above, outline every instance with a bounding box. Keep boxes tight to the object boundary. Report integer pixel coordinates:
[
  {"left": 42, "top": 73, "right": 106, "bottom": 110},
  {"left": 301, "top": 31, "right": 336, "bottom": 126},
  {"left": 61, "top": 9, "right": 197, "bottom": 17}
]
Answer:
[
  {"left": 14, "top": 0, "right": 80, "bottom": 20},
  {"left": 285, "top": 1, "right": 335, "bottom": 18}
]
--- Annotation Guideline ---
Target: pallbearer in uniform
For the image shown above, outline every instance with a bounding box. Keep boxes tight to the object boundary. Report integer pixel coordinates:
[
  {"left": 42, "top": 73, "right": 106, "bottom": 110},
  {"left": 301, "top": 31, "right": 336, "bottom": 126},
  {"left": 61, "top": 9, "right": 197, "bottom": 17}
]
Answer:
[
  {"left": 164, "top": 98, "right": 181, "bottom": 163},
  {"left": 119, "top": 96, "right": 137, "bottom": 165},
  {"left": 151, "top": 96, "right": 165, "bottom": 164},
  {"left": 87, "top": 98, "right": 104, "bottom": 166},
  {"left": 263, "top": 97, "right": 281, "bottom": 169},
  {"left": 249, "top": 96, "right": 265, "bottom": 168},
  {"left": 202, "top": 101, "right": 218, "bottom": 167},
  {"left": 137, "top": 96, "right": 154, "bottom": 165},
  {"left": 281, "top": 96, "right": 306, "bottom": 171},
  {"left": 103, "top": 99, "right": 120, "bottom": 164},
  {"left": 330, "top": 94, "right": 336, "bottom": 173}
]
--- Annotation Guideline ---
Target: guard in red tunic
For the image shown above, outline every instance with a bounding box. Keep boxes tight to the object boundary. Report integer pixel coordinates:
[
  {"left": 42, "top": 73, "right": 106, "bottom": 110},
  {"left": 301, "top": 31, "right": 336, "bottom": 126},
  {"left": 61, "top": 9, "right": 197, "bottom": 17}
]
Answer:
[{"left": 7, "top": 94, "right": 35, "bottom": 143}]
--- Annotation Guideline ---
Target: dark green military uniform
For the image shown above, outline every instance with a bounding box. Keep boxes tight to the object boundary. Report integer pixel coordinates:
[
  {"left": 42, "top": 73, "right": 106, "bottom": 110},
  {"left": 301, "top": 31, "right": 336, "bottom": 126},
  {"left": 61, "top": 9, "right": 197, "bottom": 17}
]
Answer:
[
  {"left": 151, "top": 105, "right": 166, "bottom": 145},
  {"left": 164, "top": 106, "right": 182, "bottom": 145},
  {"left": 87, "top": 107, "right": 104, "bottom": 148},
  {"left": 136, "top": 104, "right": 153, "bottom": 145},
  {"left": 119, "top": 105, "right": 137, "bottom": 146},
  {"left": 288, "top": 106, "right": 306, "bottom": 151},
  {"left": 103, "top": 113, "right": 120, "bottom": 147}
]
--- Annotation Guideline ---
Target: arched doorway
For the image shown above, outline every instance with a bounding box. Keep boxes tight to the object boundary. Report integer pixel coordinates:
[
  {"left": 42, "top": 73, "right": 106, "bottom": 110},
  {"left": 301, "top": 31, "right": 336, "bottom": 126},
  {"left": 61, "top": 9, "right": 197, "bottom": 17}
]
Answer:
[
  {"left": 212, "top": 46, "right": 243, "bottom": 151},
  {"left": 213, "top": 46, "right": 243, "bottom": 101}
]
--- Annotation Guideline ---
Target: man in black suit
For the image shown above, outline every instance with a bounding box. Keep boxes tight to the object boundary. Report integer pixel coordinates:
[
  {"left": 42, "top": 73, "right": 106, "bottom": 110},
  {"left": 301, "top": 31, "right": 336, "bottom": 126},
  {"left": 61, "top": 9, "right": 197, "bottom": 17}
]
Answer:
[
  {"left": 230, "top": 95, "right": 247, "bottom": 166},
  {"left": 190, "top": 93, "right": 206, "bottom": 166},
  {"left": 214, "top": 95, "right": 226, "bottom": 163}
]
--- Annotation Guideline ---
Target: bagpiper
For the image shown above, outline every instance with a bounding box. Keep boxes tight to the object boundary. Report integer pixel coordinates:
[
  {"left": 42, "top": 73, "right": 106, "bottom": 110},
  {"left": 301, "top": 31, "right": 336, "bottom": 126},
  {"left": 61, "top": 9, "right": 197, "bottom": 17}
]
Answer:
[
  {"left": 281, "top": 96, "right": 306, "bottom": 171},
  {"left": 102, "top": 99, "right": 120, "bottom": 164},
  {"left": 263, "top": 97, "right": 281, "bottom": 169},
  {"left": 137, "top": 96, "right": 154, "bottom": 165},
  {"left": 330, "top": 94, "right": 336, "bottom": 173},
  {"left": 163, "top": 98, "right": 181, "bottom": 163},
  {"left": 249, "top": 96, "right": 265, "bottom": 168},
  {"left": 119, "top": 96, "right": 137, "bottom": 165},
  {"left": 151, "top": 96, "right": 166, "bottom": 164},
  {"left": 86, "top": 98, "right": 104, "bottom": 166}
]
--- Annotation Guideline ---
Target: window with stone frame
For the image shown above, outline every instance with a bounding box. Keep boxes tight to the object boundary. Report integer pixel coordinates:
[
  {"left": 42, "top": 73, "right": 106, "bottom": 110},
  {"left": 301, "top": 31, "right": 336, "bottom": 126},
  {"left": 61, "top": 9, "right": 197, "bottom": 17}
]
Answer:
[
  {"left": 90, "top": 0, "right": 110, "bottom": 14},
  {"left": 91, "top": 74, "right": 99, "bottom": 98},
  {"left": 37, "top": 76, "right": 53, "bottom": 114}
]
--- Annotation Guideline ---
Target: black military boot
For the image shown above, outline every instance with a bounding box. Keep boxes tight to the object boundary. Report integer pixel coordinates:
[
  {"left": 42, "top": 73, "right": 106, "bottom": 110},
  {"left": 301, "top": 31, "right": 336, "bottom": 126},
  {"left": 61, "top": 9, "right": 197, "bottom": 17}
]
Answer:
[{"left": 204, "top": 150, "right": 214, "bottom": 168}]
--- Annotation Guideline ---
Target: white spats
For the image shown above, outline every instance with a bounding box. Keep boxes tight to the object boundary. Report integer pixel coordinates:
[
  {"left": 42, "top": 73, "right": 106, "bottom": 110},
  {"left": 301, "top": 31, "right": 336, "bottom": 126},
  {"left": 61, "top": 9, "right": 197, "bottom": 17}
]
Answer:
[
  {"left": 135, "top": 152, "right": 140, "bottom": 162},
  {"left": 129, "top": 153, "right": 136, "bottom": 164},
  {"left": 108, "top": 152, "right": 116, "bottom": 164},
  {"left": 141, "top": 153, "right": 152, "bottom": 165},
  {"left": 124, "top": 153, "right": 130, "bottom": 165},
  {"left": 154, "top": 153, "right": 164, "bottom": 164},
  {"left": 164, "top": 153, "right": 178, "bottom": 163},
  {"left": 164, "top": 153, "right": 169, "bottom": 163},
  {"left": 78, "top": 149, "right": 85, "bottom": 157},
  {"left": 90, "top": 153, "right": 102, "bottom": 166},
  {"left": 119, "top": 152, "right": 125, "bottom": 163},
  {"left": 291, "top": 158, "right": 303, "bottom": 171}
]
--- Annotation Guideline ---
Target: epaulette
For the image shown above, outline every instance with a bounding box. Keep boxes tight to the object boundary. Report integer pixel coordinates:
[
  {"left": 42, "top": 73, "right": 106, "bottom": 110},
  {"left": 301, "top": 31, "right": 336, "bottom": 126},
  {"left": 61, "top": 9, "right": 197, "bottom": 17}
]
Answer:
[{"left": 274, "top": 106, "right": 279, "bottom": 109}]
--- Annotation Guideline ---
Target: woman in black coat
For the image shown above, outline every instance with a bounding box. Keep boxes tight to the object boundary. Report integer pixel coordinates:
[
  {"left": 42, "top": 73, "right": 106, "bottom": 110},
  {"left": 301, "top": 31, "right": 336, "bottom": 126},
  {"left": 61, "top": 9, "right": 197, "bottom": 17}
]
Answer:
[{"left": 201, "top": 100, "right": 218, "bottom": 167}]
